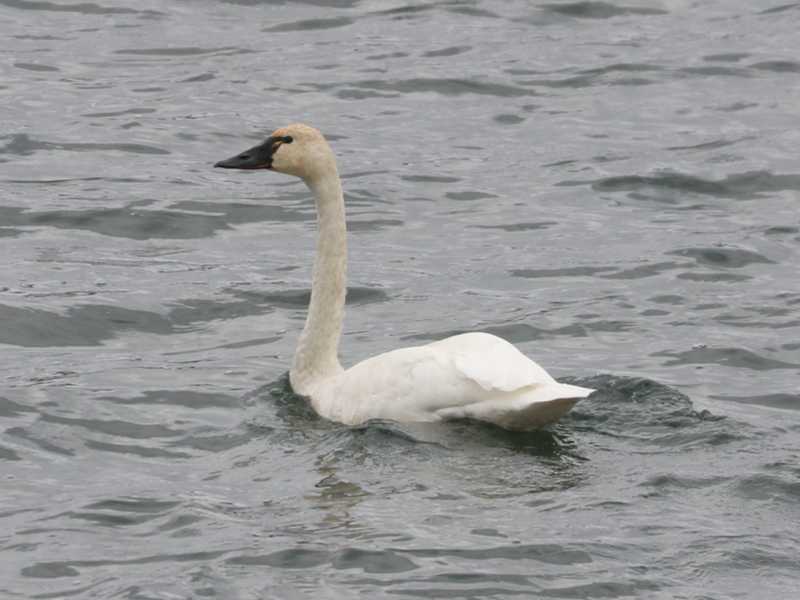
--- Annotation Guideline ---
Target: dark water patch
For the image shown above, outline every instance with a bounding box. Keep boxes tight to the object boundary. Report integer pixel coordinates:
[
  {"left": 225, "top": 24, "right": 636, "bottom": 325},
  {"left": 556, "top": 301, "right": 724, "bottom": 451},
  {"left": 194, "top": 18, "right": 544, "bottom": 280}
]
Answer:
[
  {"left": 5, "top": 426, "right": 76, "bottom": 456},
  {"left": 66, "top": 497, "right": 180, "bottom": 524},
  {"left": 81, "top": 107, "right": 156, "bottom": 118},
  {"left": 0, "top": 0, "right": 161, "bottom": 15},
  {"left": 404, "top": 320, "right": 634, "bottom": 344},
  {"left": 163, "top": 336, "right": 281, "bottom": 356},
  {"left": 170, "top": 200, "right": 310, "bottom": 226},
  {"left": 589, "top": 173, "right": 731, "bottom": 197},
  {"left": 714, "top": 101, "right": 759, "bottom": 112},
  {"left": 598, "top": 261, "right": 680, "bottom": 280},
  {"left": 648, "top": 295, "right": 684, "bottom": 305},
  {"left": 0, "top": 201, "right": 306, "bottom": 240},
  {"left": 0, "top": 134, "right": 168, "bottom": 156},
  {"left": 654, "top": 346, "right": 800, "bottom": 370},
  {"left": 347, "top": 218, "right": 404, "bottom": 232},
  {"left": 155, "top": 513, "right": 204, "bottom": 534},
  {"left": 5, "top": 176, "right": 144, "bottom": 185},
  {"left": 335, "top": 78, "right": 534, "bottom": 97},
  {"left": 402, "top": 175, "right": 461, "bottom": 183},
  {"left": 541, "top": 580, "right": 661, "bottom": 597},
  {"left": 336, "top": 88, "right": 397, "bottom": 100},
  {"left": 14, "top": 62, "right": 59, "bottom": 72},
  {"left": 680, "top": 66, "right": 751, "bottom": 77},
  {"left": 263, "top": 17, "right": 353, "bottom": 31},
  {"left": 348, "top": 419, "right": 445, "bottom": 449},
  {"left": 19, "top": 550, "right": 228, "bottom": 579},
  {"left": 370, "top": 3, "right": 434, "bottom": 17},
  {"left": 165, "top": 297, "right": 275, "bottom": 327},
  {"left": 512, "top": 266, "right": 616, "bottom": 278},
  {"left": 694, "top": 302, "right": 728, "bottom": 311},
  {"left": 704, "top": 53, "right": 751, "bottom": 62},
  {"left": 573, "top": 170, "right": 800, "bottom": 200},
  {"left": 669, "top": 247, "right": 773, "bottom": 268},
  {"left": 677, "top": 272, "right": 751, "bottom": 283},
  {"left": 423, "top": 46, "right": 471, "bottom": 58},
  {"left": 540, "top": 2, "right": 667, "bottom": 18},
  {"left": 750, "top": 60, "right": 800, "bottom": 73},
  {"left": 334, "top": 548, "right": 418, "bottom": 573},
  {"left": 409, "top": 571, "right": 528, "bottom": 585},
  {"left": 561, "top": 375, "right": 729, "bottom": 442},
  {"left": 0, "top": 397, "right": 39, "bottom": 417},
  {"left": 494, "top": 114, "right": 525, "bottom": 124},
  {"left": 447, "top": 6, "right": 498, "bottom": 18},
  {"left": 542, "top": 159, "right": 578, "bottom": 167},
  {"left": 366, "top": 51, "right": 408, "bottom": 61},
  {"left": 180, "top": 72, "right": 215, "bottom": 83},
  {"left": 0, "top": 304, "right": 174, "bottom": 347},
  {"left": 474, "top": 221, "right": 557, "bottom": 232},
  {"left": 734, "top": 474, "right": 800, "bottom": 501},
  {"left": 12, "top": 33, "right": 71, "bottom": 40},
  {"left": 580, "top": 62, "right": 664, "bottom": 76},
  {"left": 641, "top": 473, "right": 730, "bottom": 492},
  {"left": 40, "top": 413, "right": 183, "bottom": 440},
  {"left": 168, "top": 431, "right": 252, "bottom": 453},
  {"left": 84, "top": 440, "right": 193, "bottom": 459},
  {"left": 445, "top": 191, "right": 499, "bottom": 201},
  {"left": 228, "top": 285, "right": 389, "bottom": 309},
  {"left": 712, "top": 393, "right": 799, "bottom": 410},
  {"left": 397, "top": 543, "right": 591, "bottom": 565},
  {"left": 608, "top": 76, "right": 655, "bottom": 86},
  {"left": 758, "top": 2, "right": 800, "bottom": 14},
  {"left": 0, "top": 227, "right": 24, "bottom": 237},
  {"left": 229, "top": 548, "right": 331, "bottom": 568},
  {"left": 714, "top": 314, "right": 800, "bottom": 330},
  {"left": 434, "top": 420, "right": 577, "bottom": 458},
  {"left": 114, "top": 46, "right": 238, "bottom": 56},
  {"left": 516, "top": 73, "right": 598, "bottom": 89},
  {"left": 765, "top": 226, "right": 799, "bottom": 235},
  {"left": 667, "top": 137, "right": 751, "bottom": 152},
  {"left": 243, "top": 374, "right": 321, "bottom": 429},
  {"left": 340, "top": 169, "right": 391, "bottom": 180},
  {"left": 0, "top": 445, "right": 21, "bottom": 461},
  {"left": 98, "top": 390, "right": 240, "bottom": 409},
  {"left": 21, "top": 563, "right": 80, "bottom": 579}
]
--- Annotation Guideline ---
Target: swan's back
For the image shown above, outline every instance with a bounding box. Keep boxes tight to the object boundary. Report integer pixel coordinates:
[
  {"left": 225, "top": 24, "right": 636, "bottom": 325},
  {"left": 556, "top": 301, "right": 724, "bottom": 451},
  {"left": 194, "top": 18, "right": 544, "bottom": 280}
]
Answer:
[{"left": 309, "top": 332, "right": 593, "bottom": 430}]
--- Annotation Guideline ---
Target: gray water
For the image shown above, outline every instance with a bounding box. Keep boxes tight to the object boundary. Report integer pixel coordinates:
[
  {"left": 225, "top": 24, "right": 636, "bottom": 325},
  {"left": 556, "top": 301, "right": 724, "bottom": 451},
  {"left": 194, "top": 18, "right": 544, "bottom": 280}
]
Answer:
[{"left": 2, "top": 0, "right": 799, "bottom": 598}]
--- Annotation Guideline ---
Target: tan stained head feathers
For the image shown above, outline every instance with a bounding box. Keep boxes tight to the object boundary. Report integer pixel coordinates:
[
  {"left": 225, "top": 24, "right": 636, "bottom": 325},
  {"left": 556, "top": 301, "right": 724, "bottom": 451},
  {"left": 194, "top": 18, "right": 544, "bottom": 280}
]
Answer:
[{"left": 214, "top": 123, "right": 337, "bottom": 182}]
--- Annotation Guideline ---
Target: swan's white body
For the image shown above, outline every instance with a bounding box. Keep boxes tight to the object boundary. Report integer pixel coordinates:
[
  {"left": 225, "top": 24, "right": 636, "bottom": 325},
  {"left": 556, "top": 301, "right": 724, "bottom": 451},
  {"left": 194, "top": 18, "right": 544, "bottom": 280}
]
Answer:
[
  {"left": 216, "top": 124, "right": 593, "bottom": 430},
  {"left": 306, "top": 332, "right": 592, "bottom": 430}
]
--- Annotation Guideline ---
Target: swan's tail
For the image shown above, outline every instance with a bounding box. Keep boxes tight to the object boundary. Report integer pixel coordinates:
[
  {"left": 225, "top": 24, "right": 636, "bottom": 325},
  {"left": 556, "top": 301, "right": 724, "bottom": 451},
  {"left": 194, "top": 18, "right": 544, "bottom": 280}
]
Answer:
[{"left": 437, "top": 382, "right": 594, "bottom": 431}]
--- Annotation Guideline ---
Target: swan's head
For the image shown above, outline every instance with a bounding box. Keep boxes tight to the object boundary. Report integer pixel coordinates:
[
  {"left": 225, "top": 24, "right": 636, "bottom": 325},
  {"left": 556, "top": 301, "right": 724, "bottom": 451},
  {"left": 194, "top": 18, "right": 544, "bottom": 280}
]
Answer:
[{"left": 214, "top": 123, "right": 336, "bottom": 181}]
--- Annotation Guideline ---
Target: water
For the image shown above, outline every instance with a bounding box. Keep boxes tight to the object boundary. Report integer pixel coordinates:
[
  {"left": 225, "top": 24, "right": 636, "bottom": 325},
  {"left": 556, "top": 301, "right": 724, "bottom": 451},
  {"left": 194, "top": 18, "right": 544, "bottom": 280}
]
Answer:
[{"left": 2, "top": 0, "right": 799, "bottom": 598}]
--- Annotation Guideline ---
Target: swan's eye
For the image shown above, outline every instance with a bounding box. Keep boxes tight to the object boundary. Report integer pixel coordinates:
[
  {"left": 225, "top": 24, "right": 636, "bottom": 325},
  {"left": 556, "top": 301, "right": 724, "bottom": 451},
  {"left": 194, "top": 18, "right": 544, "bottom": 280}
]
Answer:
[{"left": 282, "top": 136, "right": 293, "bottom": 144}]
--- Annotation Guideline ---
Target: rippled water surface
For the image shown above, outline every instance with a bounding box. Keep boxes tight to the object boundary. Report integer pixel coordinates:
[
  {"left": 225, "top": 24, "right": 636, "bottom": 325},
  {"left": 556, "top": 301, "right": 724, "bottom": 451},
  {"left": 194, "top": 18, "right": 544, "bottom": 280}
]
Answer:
[{"left": 2, "top": 1, "right": 800, "bottom": 598}]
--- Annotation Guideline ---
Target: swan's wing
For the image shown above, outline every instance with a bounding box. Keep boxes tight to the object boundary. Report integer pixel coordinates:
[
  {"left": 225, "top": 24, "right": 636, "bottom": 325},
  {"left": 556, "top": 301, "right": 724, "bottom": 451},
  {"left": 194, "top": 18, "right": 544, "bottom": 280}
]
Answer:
[
  {"left": 324, "top": 332, "right": 592, "bottom": 428},
  {"left": 429, "top": 331, "right": 556, "bottom": 392},
  {"left": 427, "top": 332, "right": 593, "bottom": 428}
]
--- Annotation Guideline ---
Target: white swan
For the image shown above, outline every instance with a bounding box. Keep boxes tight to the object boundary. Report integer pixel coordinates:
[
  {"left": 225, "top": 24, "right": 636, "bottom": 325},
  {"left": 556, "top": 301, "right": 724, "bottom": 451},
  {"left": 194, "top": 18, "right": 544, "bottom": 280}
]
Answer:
[{"left": 215, "top": 123, "right": 594, "bottom": 430}]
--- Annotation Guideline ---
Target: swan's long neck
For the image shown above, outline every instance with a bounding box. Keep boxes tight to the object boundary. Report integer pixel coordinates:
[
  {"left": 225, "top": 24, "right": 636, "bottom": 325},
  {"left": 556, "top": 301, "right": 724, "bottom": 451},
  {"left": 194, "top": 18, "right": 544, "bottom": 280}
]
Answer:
[{"left": 290, "top": 169, "right": 347, "bottom": 395}]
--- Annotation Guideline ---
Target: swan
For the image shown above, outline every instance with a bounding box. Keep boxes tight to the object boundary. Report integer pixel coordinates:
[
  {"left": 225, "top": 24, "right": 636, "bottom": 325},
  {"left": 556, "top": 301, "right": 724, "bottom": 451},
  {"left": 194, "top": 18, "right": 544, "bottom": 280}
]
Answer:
[{"left": 215, "top": 123, "right": 594, "bottom": 430}]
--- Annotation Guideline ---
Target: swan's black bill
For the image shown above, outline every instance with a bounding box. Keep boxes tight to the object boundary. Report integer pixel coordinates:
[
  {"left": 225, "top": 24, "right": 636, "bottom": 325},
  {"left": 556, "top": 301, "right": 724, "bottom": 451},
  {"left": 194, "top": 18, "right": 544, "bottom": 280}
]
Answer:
[
  {"left": 214, "top": 135, "right": 294, "bottom": 170},
  {"left": 214, "top": 137, "right": 277, "bottom": 170}
]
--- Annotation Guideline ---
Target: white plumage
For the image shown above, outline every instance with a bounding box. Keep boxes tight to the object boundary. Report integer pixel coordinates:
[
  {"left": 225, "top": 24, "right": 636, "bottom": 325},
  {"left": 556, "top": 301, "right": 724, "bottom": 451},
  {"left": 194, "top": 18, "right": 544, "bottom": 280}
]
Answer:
[{"left": 215, "top": 123, "right": 593, "bottom": 430}]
